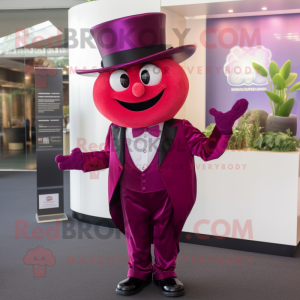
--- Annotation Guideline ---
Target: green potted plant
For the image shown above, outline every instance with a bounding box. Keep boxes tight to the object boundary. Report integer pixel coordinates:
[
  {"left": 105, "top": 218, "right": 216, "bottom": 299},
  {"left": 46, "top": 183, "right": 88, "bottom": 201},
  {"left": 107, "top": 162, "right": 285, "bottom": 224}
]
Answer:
[{"left": 252, "top": 59, "right": 300, "bottom": 136}]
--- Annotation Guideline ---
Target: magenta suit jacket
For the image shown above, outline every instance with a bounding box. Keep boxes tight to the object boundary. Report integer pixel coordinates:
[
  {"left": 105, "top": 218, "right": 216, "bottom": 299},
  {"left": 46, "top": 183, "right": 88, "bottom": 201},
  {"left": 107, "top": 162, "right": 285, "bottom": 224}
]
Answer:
[{"left": 82, "top": 119, "right": 231, "bottom": 249}]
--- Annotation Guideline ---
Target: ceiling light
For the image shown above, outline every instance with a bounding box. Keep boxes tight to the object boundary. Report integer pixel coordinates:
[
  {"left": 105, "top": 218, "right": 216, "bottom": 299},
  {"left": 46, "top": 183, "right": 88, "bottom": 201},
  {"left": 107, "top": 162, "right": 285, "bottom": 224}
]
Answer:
[
  {"left": 262, "top": 7, "right": 267, "bottom": 10},
  {"left": 228, "top": 9, "right": 233, "bottom": 13},
  {"left": 0, "top": 21, "right": 62, "bottom": 55}
]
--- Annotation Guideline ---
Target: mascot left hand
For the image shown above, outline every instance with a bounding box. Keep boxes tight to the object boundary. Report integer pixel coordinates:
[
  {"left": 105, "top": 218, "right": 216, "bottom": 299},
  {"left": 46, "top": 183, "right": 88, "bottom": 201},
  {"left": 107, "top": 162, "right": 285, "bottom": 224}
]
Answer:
[{"left": 209, "top": 98, "right": 249, "bottom": 135}]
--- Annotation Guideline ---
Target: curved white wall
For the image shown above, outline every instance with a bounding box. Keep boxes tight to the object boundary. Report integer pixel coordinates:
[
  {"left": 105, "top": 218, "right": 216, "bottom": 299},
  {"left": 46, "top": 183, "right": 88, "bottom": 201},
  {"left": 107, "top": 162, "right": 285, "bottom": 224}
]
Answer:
[{"left": 69, "top": 0, "right": 161, "bottom": 218}]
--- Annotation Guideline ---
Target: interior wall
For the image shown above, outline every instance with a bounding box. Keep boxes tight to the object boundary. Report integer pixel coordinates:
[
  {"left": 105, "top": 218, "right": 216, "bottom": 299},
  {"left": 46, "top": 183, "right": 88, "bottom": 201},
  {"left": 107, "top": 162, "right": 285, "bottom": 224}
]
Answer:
[
  {"left": 185, "top": 17, "right": 207, "bottom": 131},
  {"left": 163, "top": 8, "right": 207, "bottom": 130},
  {"left": 161, "top": 7, "right": 187, "bottom": 120}
]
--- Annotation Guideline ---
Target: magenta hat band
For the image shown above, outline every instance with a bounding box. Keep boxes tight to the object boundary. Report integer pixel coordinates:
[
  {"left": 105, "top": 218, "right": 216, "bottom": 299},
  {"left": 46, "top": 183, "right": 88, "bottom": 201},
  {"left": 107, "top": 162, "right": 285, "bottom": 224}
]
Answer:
[{"left": 101, "top": 44, "right": 166, "bottom": 68}]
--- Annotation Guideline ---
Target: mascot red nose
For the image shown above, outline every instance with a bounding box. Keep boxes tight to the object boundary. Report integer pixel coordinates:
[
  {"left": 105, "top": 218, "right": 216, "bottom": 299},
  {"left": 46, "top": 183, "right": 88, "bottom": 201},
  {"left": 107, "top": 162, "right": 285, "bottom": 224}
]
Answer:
[{"left": 56, "top": 13, "right": 248, "bottom": 297}]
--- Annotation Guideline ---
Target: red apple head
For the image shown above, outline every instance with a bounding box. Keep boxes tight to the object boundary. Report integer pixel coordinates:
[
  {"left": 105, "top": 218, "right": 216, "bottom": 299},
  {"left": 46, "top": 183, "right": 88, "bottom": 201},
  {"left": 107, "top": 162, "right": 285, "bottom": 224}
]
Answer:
[{"left": 93, "top": 59, "right": 189, "bottom": 128}]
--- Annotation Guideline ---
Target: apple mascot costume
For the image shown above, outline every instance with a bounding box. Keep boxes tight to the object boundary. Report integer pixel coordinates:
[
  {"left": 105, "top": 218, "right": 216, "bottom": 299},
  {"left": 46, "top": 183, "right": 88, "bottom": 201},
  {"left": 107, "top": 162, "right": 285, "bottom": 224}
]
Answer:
[{"left": 56, "top": 13, "right": 248, "bottom": 297}]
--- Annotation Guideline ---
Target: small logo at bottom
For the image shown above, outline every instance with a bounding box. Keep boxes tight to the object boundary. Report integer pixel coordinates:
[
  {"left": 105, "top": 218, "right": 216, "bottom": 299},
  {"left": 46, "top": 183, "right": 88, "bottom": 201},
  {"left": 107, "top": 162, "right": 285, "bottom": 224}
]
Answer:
[{"left": 23, "top": 246, "right": 56, "bottom": 277}]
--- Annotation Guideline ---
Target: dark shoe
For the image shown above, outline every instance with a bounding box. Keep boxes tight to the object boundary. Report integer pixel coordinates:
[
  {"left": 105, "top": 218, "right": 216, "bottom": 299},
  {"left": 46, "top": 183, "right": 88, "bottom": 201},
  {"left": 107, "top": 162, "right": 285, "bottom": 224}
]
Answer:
[
  {"left": 154, "top": 278, "right": 185, "bottom": 297},
  {"left": 115, "top": 277, "right": 152, "bottom": 296}
]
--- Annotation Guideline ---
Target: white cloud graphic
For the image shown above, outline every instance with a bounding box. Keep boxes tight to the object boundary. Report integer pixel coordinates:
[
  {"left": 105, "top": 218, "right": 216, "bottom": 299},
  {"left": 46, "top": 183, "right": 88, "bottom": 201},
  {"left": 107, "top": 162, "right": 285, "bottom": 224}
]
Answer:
[{"left": 224, "top": 46, "right": 272, "bottom": 86}]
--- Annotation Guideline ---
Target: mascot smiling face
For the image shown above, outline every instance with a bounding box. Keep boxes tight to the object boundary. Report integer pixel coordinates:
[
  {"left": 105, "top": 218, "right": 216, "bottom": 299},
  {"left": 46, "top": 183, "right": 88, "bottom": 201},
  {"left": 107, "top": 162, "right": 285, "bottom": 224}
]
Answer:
[{"left": 93, "top": 59, "right": 189, "bottom": 128}]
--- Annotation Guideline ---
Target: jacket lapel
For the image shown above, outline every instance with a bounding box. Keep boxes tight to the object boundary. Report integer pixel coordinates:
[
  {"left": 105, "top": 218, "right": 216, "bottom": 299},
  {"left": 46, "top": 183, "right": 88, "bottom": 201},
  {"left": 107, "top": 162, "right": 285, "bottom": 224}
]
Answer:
[
  {"left": 159, "top": 119, "right": 178, "bottom": 166},
  {"left": 112, "top": 125, "right": 126, "bottom": 166},
  {"left": 112, "top": 120, "right": 177, "bottom": 167}
]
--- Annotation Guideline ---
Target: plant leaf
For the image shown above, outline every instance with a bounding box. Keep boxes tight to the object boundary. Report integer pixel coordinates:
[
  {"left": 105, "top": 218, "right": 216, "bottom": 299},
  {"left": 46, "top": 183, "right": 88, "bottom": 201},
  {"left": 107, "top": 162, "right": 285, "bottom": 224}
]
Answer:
[
  {"left": 278, "top": 98, "right": 295, "bottom": 117},
  {"left": 279, "top": 60, "right": 291, "bottom": 80},
  {"left": 289, "top": 82, "right": 300, "bottom": 93},
  {"left": 257, "top": 138, "right": 263, "bottom": 149},
  {"left": 272, "top": 74, "right": 286, "bottom": 90},
  {"left": 252, "top": 62, "right": 268, "bottom": 77},
  {"left": 285, "top": 73, "right": 297, "bottom": 87},
  {"left": 269, "top": 61, "right": 279, "bottom": 79},
  {"left": 275, "top": 135, "right": 281, "bottom": 146},
  {"left": 265, "top": 134, "right": 274, "bottom": 145},
  {"left": 268, "top": 140, "right": 274, "bottom": 148},
  {"left": 265, "top": 91, "right": 283, "bottom": 104}
]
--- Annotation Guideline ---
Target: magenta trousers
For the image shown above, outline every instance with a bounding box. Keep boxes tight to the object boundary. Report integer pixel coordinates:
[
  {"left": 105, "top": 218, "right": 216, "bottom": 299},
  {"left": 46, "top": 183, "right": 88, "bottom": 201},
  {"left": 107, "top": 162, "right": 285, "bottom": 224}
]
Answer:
[{"left": 120, "top": 186, "right": 178, "bottom": 281}]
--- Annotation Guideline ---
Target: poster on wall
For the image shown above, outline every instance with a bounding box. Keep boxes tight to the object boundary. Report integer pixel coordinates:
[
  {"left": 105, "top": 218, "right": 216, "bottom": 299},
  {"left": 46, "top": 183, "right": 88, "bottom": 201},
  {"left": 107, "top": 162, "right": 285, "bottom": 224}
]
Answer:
[
  {"left": 35, "top": 67, "right": 68, "bottom": 223},
  {"left": 206, "top": 14, "right": 300, "bottom": 138}
]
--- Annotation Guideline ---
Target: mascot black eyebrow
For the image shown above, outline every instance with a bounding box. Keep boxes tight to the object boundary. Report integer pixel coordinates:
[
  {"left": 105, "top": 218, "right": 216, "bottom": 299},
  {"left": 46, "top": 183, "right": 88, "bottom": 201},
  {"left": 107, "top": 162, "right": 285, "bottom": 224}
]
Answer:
[{"left": 56, "top": 12, "right": 248, "bottom": 297}]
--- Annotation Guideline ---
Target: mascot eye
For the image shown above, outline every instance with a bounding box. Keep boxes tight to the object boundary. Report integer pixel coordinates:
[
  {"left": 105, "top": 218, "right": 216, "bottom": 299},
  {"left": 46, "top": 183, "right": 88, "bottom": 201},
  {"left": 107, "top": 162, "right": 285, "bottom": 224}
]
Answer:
[
  {"left": 139, "top": 64, "right": 162, "bottom": 86},
  {"left": 109, "top": 69, "right": 130, "bottom": 91}
]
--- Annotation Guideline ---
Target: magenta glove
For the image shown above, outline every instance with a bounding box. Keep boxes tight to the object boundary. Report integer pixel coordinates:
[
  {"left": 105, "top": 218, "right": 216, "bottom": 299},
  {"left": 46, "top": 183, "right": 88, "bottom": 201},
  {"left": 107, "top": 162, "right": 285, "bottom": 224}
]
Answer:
[
  {"left": 55, "top": 148, "right": 84, "bottom": 171},
  {"left": 209, "top": 98, "right": 249, "bottom": 135}
]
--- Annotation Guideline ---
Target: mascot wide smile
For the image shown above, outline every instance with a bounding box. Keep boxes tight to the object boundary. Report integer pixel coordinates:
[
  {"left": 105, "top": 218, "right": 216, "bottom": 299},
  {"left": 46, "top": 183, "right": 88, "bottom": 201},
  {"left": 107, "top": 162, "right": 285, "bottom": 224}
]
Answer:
[{"left": 56, "top": 13, "right": 248, "bottom": 297}]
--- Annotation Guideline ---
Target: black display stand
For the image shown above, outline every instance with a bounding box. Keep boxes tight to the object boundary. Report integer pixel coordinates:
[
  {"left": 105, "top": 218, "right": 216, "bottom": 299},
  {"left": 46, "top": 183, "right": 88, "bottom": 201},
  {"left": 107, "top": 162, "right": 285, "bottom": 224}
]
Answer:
[{"left": 35, "top": 67, "right": 67, "bottom": 223}]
